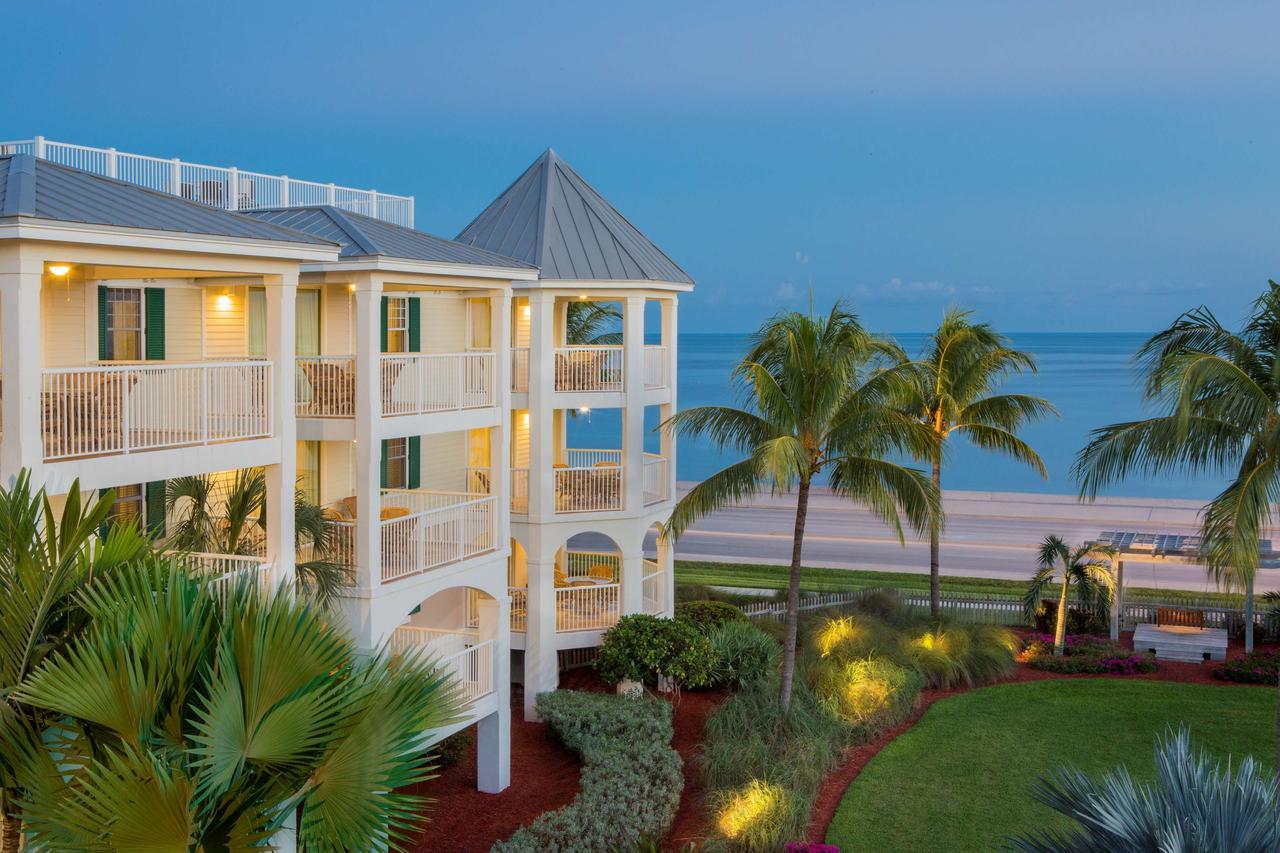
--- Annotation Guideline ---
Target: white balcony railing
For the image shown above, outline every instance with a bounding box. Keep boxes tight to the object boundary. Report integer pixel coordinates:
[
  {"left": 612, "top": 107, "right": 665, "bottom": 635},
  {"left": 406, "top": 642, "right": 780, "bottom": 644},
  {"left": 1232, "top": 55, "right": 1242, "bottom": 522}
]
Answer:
[
  {"left": 642, "top": 559, "right": 665, "bottom": 614},
  {"left": 643, "top": 453, "right": 670, "bottom": 505},
  {"left": 554, "top": 346, "right": 624, "bottom": 392},
  {"left": 563, "top": 549, "right": 620, "bottom": 582},
  {"left": 510, "top": 586, "right": 527, "bottom": 632},
  {"left": 41, "top": 361, "right": 272, "bottom": 461},
  {"left": 556, "top": 449, "right": 622, "bottom": 512},
  {"left": 327, "top": 491, "right": 498, "bottom": 584},
  {"left": 389, "top": 627, "right": 494, "bottom": 705},
  {"left": 1, "top": 136, "right": 414, "bottom": 226},
  {"left": 556, "top": 583, "right": 620, "bottom": 632},
  {"left": 295, "top": 356, "right": 356, "bottom": 418},
  {"left": 381, "top": 352, "right": 495, "bottom": 417},
  {"left": 644, "top": 345, "right": 670, "bottom": 390},
  {"left": 512, "top": 348, "right": 530, "bottom": 393},
  {"left": 177, "top": 552, "right": 273, "bottom": 589},
  {"left": 510, "top": 468, "right": 529, "bottom": 514}
]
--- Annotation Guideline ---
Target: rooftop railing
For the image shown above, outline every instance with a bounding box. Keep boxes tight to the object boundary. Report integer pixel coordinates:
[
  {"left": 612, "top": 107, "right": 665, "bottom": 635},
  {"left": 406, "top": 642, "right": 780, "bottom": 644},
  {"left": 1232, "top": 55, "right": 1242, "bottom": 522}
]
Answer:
[{"left": 1, "top": 136, "right": 415, "bottom": 227}]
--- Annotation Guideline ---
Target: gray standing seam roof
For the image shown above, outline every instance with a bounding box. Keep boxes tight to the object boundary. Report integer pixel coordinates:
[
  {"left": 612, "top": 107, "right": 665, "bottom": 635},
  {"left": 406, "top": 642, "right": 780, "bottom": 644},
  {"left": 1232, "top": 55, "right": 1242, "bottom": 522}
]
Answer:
[
  {"left": 454, "top": 149, "right": 693, "bottom": 284},
  {"left": 244, "top": 206, "right": 534, "bottom": 271},
  {"left": 0, "top": 154, "right": 334, "bottom": 247}
]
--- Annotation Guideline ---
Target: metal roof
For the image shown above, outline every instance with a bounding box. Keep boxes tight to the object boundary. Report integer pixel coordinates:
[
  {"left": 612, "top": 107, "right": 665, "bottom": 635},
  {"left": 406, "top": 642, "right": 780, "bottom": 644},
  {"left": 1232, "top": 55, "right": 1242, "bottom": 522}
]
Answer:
[
  {"left": 245, "top": 206, "right": 535, "bottom": 271},
  {"left": 454, "top": 149, "right": 693, "bottom": 284},
  {"left": 0, "top": 154, "right": 334, "bottom": 247}
]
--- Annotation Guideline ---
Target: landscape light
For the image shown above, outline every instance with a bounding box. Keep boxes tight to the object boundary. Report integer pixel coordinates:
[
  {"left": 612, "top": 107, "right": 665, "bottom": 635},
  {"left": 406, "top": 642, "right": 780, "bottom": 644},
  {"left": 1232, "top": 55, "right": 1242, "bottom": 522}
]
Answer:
[{"left": 717, "top": 780, "right": 783, "bottom": 840}]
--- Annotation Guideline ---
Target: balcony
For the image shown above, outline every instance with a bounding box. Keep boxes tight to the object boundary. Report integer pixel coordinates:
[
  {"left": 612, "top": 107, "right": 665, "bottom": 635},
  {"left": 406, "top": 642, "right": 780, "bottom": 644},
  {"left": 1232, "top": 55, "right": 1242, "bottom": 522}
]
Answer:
[
  {"left": 508, "top": 551, "right": 666, "bottom": 633},
  {"left": 2, "top": 136, "right": 415, "bottom": 226},
  {"left": 509, "top": 451, "right": 669, "bottom": 515},
  {"left": 328, "top": 489, "right": 498, "bottom": 584},
  {"left": 554, "top": 346, "right": 623, "bottom": 392},
  {"left": 388, "top": 627, "right": 495, "bottom": 705},
  {"left": 294, "top": 352, "right": 495, "bottom": 420},
  {"left": 176, "top": 552, "right": 273, "bottom": 589},
  {"left": 41, "top": 360, "right": 272, "bottom": 461},
  {"left": 644, "top": 345, "right": 670, "bottom": 390},
  {"left": 642, "top": 558, "right": 665, "bottom": 614},
  {"left": 512, "top": 348, "right": 529, "bottom": 393}
]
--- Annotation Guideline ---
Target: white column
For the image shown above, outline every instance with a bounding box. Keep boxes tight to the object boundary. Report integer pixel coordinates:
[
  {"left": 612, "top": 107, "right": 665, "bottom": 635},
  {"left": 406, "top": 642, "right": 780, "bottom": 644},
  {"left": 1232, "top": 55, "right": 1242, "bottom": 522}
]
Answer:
[
  {"left": 522, "top": 542, "right": 558, "bottom": 721},
  {"left": 659, "top": 528, "right": 675, "bottom": 617},
  {"left": 0, "top": 249, "right": 44, "bottom": 481},
  {"left": 623, "top": 296, "right": 646, "bottom": 515},
  {"left": 526, "top": 293, "right": 556, "bottom": 522},
  {"left": 475, "top": 592, "right": 511, "bottom": 792},
  {"left": 621, "top": 550, "right": 644, "bottom": 617},
  {"left": 353, "top": 275, "right": 383, "bottom": 601},
  {"left": 490, "top": 290, "right": 512, "bottom": 547},
  {"left": 661, "top": 297, "right": 678, "bottom": 504},
  {"left": 264, "top": 271, "right": 298, "bottom": 590}
]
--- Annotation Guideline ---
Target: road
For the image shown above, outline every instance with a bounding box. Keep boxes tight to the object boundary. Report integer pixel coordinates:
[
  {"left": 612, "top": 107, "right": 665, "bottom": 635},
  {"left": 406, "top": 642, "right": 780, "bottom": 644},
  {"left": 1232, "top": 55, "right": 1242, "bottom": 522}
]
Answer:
[{"left": 664, "top": 485, "right": 1280, "bottom": 594}]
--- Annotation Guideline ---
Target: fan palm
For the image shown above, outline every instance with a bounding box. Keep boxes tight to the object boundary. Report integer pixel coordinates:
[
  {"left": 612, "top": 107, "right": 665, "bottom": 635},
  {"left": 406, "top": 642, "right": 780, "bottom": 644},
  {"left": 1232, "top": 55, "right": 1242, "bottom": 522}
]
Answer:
[
  {"left": 0, "top": 470, "right": 153, "bottom": 850},
  {"left": 565, "top": 300, "right": 623, "bottom": 345},
  {"left": 663, "top": 302, "right": 939, "bottom": 710},
  {"left": 901, "top": 308, "right": 1056, "bottom": 616},
  {"left": 1010, "top": 726, "right": 1279, "bottom": 852},
  {"left": 1023, "top": 535, "right": 1115, "bottom": 656},
  {"left": 3, "top": 560, "right": 463, "bottom": 850},
  {"left": 1073, "top": 283, "right": 1280, "bottom": 653},
  {"left": 164, "top": 469, "right": 346, "bottom": 605}
]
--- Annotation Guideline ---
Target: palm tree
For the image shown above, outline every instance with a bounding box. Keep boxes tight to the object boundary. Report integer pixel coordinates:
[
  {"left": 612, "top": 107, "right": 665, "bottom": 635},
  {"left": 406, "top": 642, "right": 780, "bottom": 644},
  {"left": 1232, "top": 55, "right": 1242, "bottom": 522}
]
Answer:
[
  {"left": 902, "top": 308, "right": 1056, "bottom": 617},
  {"left": 1073, "top": 283, "right": 1280, "bottom": 653},
  {"left": 565, "top": 300, "right": 622, "bottom": 345},
  {"left": 164, "top": 469, "right": 346, "bottom": 604},
  {"left": 2, "top": 560, "right": 463, "bottom": 850},
  {"left": 1022, "top": 535, "right": 1115, "bottom": 656},
  {"left": 663, "top": 302, "right": 939, "bottom": 710},
  {"left": 0, "top": 471, "right": 153, "bottom": 850}
]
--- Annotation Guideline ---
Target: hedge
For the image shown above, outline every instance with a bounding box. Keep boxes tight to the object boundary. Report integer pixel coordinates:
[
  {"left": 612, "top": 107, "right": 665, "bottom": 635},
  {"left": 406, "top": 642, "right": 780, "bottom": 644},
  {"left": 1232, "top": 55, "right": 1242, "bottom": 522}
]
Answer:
[{"left": 492, "top": 691, "right": 683, "bottom": 851}]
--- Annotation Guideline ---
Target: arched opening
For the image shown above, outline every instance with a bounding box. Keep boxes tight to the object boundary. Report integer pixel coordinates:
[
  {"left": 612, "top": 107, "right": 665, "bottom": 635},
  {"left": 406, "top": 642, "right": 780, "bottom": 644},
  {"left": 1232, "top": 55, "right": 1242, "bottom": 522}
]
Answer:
[
  {"left": 393, "top": 586, "right": 499, "bottom": 706},
  {"left": 642, "top": 521, "right": 670, "bottom": 615}
]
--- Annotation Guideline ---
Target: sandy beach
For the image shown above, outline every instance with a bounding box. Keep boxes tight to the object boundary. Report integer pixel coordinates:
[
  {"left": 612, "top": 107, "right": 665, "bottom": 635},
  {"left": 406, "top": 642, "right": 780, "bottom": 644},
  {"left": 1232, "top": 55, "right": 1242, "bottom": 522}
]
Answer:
[{"left": 671, "top": 483, "right": 1280, "bottom": 594}]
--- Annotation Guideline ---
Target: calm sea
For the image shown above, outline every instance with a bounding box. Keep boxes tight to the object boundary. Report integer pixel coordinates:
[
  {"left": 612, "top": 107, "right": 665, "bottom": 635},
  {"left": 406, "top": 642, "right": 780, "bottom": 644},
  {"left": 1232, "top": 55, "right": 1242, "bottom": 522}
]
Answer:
[{"left": 567, "top": 332, "right": 1224, "bottom": 501}]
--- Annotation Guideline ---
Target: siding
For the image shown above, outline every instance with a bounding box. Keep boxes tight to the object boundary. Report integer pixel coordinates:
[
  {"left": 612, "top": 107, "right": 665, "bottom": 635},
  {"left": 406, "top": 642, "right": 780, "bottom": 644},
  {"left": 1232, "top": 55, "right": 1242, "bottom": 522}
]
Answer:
[
  {"left": 41, "top": 278, "right": 88, "bottom": 367},
  {"left": 203, "top": 286, "right": 247, "bottom": 357},
  {"left": 419, "top": 296, "right": 467, "bottom": 353},
  {"left": 417, "top": 431, "right": 466, "bottom": 491},
  {"left": 320, "top": 440, "right": 354, "bottom": 504},
  {"left": 322, "top": 285, "right": 352, "bottom": 355},
  {"left": 511, "top": 411, "right": 530, "bottom": 468},
  {"left": 165, "top": 287, "right": 202, "bottom": 362},
  {"left": 513, "top": 297, "right": 530, "bottom": 347}
]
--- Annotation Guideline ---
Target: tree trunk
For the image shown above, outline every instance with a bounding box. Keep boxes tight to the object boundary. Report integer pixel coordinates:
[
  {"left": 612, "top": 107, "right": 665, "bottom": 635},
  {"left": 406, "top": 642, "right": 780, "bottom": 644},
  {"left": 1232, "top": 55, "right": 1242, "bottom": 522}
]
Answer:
[
  {"left": 1, "top": 812, "right": 21, "bottom": 852},
  {"left": 778, "top": 479, "right": 812, "bottom": 712},
  {"left": 1245, "top": 573, "right": 1255, "bottom": 654},
  {"left": 929, "top": 459, "right": 942, "bottom": 618},
  {"left": 1054, "top": 577, "right": 1071, "bottom": 656}
]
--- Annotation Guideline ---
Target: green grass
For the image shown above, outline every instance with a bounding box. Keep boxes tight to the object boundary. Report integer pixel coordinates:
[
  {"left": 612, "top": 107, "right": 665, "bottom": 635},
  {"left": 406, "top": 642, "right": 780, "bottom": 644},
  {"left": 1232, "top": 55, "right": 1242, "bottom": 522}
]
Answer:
[
  {"left": 675, "top": 559, "right": 1246, "bottom": 604},
  {"left": 825, "top": 679, "right": 1275, "bottom": 852}
]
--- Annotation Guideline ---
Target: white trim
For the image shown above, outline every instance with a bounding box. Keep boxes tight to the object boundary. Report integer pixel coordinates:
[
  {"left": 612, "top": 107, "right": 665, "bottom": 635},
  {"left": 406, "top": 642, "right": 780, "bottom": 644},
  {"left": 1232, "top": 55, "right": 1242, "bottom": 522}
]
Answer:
[
  {"left": 513, "top": 278, "right": 694, "bottom": 293},
  {"left": 300, "top": 256, "right": 537, "bottom": 281},
  {"left": 0, "top": 218, "right": 340, "bottom": 262}
]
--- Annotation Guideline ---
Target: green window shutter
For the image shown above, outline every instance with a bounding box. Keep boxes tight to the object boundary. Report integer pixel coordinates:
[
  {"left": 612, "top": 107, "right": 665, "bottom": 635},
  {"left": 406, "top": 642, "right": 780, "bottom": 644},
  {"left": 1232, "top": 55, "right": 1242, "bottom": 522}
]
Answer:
[
  {"left": 407, "top": 298, "right": 421, "bottom": 352},
  {"left": 145, "top": 480, "right": 166, "bottom": 539},
  {"left": 407, "top": 436, "right": 421, "bottom": 489},
  {"left": 380, "top": 296, "right": 389, "bottom": 353},
  {"left": 380, "top": 440, "right": 389, "bottom": 489},
  {"left": 97, "top": 285, "right": 108, "bottom": 361},
  {"left": 144, "top": 288, "right": 165, "bottom": 360}
]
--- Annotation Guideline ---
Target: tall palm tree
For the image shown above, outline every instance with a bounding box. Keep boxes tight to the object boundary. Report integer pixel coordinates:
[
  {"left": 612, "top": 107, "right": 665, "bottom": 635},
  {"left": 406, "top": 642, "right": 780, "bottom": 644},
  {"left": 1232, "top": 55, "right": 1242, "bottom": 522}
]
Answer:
[
  {"left": 0, "top": 471, "right": 153, "bottom": 850},
  {"left": 565, "top": 300, "right": 623, "bottom": 345},
  {"left": 1022, "top": 535, "right": 1115, "bottom": 656},
  {"left": 1073, "top": 283, "right": 1280, "bottom": 653},
  {"left": 663, "top": 302, "right": 939, "bottom": 710},
  {"left": 902, "top": 308, "right": 1056, "bottom": 617},
  {"left": 164, "top": 469, "right": 345, "bottom": 605},
  {"left": 2, "top": 560, "right": 463, "bottom": 850}
]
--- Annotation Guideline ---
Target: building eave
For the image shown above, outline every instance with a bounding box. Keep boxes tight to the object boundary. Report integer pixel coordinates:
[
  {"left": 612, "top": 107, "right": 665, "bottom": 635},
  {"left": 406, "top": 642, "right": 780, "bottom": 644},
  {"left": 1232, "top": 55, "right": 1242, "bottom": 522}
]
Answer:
[{"left": 300, "top": 255, "right": 539, "bottom": 281}]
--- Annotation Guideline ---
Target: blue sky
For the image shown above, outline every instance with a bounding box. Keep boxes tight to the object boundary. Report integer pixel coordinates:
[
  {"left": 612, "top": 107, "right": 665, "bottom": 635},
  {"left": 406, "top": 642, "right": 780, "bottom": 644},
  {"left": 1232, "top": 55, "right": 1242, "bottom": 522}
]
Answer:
[{"left": 6, "top": 1, "right": 1280, "bottom": 332}]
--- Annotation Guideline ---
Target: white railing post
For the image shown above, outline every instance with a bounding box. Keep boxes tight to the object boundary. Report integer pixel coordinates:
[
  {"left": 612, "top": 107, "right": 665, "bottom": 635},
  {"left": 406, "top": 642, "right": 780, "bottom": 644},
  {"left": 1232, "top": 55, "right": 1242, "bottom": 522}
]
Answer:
[
  {"left": 171, "top": 158, "right": 181, "bottom": 195},
  {"left": 227, "top": 167, "right": 239, "bottom": 210},
  {"left": 33, "top": 136, "right": 45, "bottom": 158},
  {"left": 327, "top": 183, "right": 336, "bottom": 205},
  {"left": 106, "top": 147, "right": 117, "bottom": 178},
  {"left": 408, "top": 197, "right": 415, "bottom": 228},
  {"left": 281, "top": 176, "right": 289, "bottom": 207},
  {"left": 370, "top": 189, "right": 378, "bottom": 218}
]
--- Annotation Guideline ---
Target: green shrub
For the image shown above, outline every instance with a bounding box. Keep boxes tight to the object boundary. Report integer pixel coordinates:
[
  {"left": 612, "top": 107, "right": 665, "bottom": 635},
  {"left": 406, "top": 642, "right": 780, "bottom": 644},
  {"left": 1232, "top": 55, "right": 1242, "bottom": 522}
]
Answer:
[
  {"left": 434, "top": 729, "right": 473, "bottom": 769},
  {"left": 493, "top": 691, "right": 682, "bottom": 851},
  {"left": 812, "top": 657, "right": 922, "bottom": 731},
  {"left": 904, "top": 624, "right": 1018, "bottom": 688},
  {"left": 1021, "top": 636, "right": 1157, "bottom": 675},
  {"left": 708, "top": 621, "right": 780, "bottom": 689},
  {"left": 595, "top": 614, "right": 717, "bottom": 688},
  {"left": 710, "top": 778, "right": 792, "bottom": 850},
  {"left": 677, "top": 599, "right": 748, "bottom": 632},
  {"left": 1215, "top": 650, "right": 1280, "bottom": 684},
  {"left": 1034, "top": 600, "right": 1107, "bottom": 635}
]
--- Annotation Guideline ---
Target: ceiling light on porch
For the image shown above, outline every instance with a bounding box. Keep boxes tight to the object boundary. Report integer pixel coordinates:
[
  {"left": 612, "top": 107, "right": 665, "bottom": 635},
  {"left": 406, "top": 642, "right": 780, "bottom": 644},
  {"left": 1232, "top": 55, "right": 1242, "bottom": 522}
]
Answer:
[
  {"left": 578, "top": 406, "right": 591, "bottom": 415},
  {"left": 216, "top": 293, "right": 233, "bottom": 311},
  {"left": 47, "top": 264, "right": 71, "bottom": 277}
]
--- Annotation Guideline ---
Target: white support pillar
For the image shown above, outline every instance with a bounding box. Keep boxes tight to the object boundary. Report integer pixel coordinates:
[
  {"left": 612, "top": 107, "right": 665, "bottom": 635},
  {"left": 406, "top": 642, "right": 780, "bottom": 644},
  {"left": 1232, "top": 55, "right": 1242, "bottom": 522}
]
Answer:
[
  {"left": 490, "top": 290, "right": 512, "bottom": 546},
  {"left": 522, "top": 545, "right": 559, "bottom": 721},
  {"left": 623, "top": 296, "right": 646, "bottom": 516},
  {"left": 621, "top": 550, "right": 645, "bottom": 617},
  {"left": 264, "top": 271, "right": 298, "bottom": 590},
  {"left": 353, "top": 275, "right": 384, "bottom": 608},
  {"left": 527, "top": 292, "right": 556, "bottom": 523},
  {"left": 661, "top": 296, "right": 679, "bottom": 504},
  {"left": 0, "top": 248, "right": 45, "bottom": 482},
  {"left": 475, "top": 592, "right": 511, "bottom": 792}
]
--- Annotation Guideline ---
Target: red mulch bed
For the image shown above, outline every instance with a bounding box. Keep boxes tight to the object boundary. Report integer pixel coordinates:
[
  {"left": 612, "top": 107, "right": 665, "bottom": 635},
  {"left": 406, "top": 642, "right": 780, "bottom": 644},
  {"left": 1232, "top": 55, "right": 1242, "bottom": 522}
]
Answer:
[
  {"left": 801, "top": 631, "right": 1277, "bottom": 844},
  {"left": 664, "top": 689, "right": 730, "bottom": 850}
]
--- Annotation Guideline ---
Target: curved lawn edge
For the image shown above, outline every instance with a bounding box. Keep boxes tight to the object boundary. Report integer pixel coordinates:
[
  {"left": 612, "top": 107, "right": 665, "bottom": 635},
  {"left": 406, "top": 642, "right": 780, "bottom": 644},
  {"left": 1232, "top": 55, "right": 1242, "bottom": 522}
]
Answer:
[{"left": 804, "top": 665, "right": 1271, "bottom": 843}]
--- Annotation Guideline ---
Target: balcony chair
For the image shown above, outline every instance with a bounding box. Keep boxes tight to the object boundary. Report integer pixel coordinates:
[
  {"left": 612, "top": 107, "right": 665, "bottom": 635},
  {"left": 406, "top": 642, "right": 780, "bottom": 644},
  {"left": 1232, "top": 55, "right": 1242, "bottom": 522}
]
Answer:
[
  {"left": 587, "top": 563, "right": 616, "bottom": 582},
  {"left": 42, "top": 370, "right": 139, "bottom": 456},
  {"left": 299, "top": 360, "right": 355, "bottom": 416}
]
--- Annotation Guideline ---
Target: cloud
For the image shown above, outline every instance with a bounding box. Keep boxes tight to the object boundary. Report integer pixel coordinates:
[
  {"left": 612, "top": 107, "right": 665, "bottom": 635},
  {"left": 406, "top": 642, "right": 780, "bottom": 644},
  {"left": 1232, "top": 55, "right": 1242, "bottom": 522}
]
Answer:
[
  {"left": 774, "top": 281, "right": 799, "bottom": 302},
  {"left": 794, "top": 251, "right": 810, "bottom": 265},
  {"left": 880, "top": 277, "right": 956, "bottom": 298}
]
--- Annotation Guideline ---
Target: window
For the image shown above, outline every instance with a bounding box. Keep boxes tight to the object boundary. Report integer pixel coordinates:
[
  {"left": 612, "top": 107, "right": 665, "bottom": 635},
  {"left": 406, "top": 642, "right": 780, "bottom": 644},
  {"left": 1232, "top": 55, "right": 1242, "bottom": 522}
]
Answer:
[
  {"left": 106, "top": 483, "right": 144, "bottom": 529},
  {"left": 386, "top": 297, "right": 409, "bottom": 353},
  {"left": 384, "top": 437, "right": 408, "bottom": 489},
  {"left": 104, "top": 287, "right": 142, "bottom": 360},
  {"left": 296, "top": 290, "right": 321, "bottom": 356}
]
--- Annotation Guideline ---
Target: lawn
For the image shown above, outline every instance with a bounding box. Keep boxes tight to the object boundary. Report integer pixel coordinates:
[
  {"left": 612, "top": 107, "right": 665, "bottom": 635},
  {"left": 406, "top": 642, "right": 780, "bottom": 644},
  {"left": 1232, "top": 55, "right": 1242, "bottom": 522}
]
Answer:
[
  {"left": 825, "top": 679, "right": 1275, "bottom": 852},
  {"left": 675, "top": 559, "right": 1245, "bottom": 604}
]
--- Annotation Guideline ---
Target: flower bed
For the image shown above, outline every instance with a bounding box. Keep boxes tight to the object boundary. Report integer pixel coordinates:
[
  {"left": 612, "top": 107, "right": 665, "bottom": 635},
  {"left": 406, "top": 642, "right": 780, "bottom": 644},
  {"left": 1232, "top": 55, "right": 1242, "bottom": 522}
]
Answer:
[
  {"left": 1021, "top": 633, "right": 1157, "bottom": 675},
  {"left": 1214, "top": 650, "right": 1280, "bottom": 684}
]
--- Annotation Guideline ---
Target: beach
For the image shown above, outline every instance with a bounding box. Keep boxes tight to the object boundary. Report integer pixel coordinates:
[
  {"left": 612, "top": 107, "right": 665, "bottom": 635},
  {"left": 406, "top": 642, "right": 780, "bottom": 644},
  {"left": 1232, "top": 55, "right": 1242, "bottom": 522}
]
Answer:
[{"left": 671, "top": 483, "right": 1279, "bottom": 594}]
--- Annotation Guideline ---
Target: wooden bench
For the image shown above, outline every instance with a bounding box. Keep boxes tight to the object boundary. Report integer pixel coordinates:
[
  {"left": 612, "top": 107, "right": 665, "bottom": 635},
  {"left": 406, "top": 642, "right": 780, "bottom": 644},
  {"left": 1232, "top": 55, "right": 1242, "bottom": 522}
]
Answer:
[
  {"left": 1135, "top": 612, "right": 1227, "bottom": 662},
  {"left": 1156, "top": 607, "right": 1204, "bottom": 629}
]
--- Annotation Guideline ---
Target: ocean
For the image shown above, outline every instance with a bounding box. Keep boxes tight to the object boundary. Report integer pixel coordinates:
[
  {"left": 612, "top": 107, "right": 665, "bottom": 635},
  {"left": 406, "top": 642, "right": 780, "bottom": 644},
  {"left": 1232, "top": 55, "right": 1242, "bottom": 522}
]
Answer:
[{"left": 567, "top": 332, "right": 1226, "bottom": 501}]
